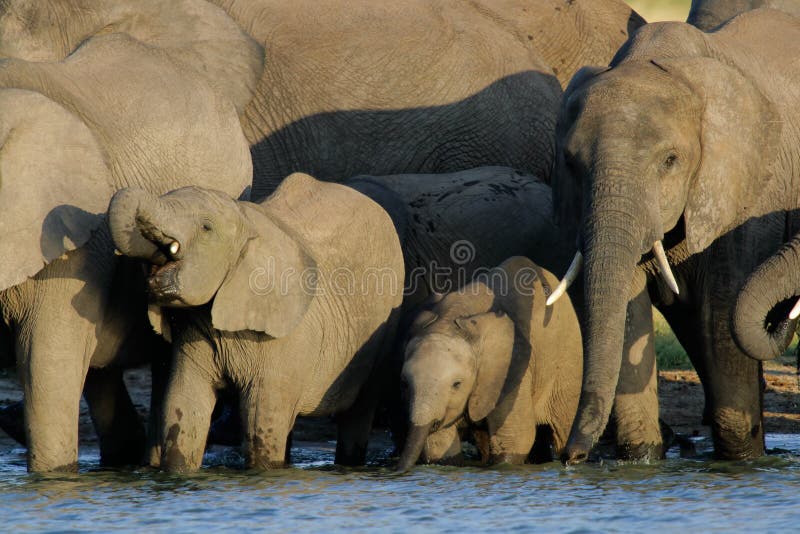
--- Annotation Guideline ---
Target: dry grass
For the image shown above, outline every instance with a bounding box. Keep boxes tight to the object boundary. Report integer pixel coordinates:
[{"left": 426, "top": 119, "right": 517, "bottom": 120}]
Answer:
[{"left": 627, "top": 0, "right": 691, "bottom": 22}]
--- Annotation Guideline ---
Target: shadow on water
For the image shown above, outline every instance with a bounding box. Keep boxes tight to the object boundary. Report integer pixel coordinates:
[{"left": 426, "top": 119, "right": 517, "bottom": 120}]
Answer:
[{"left": 1, "top": 435, "right": 800, "bottom": 530}]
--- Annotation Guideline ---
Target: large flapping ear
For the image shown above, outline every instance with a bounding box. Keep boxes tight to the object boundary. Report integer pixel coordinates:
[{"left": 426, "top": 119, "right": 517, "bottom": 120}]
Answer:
[
  {"left": 653, "top": 57, "right": 781, "bottom": 253},
  {"left": 457, "top": 310, "right": 516, "bottom": 422},
  {"left": 211, "top": 202, "right": 317, "bottom": 337},
  {"left": 0, "top": 89, "right": 113, "bottom": 291},
  {"left": 552, "top": 66, "right": 610, "bottom": 236}
]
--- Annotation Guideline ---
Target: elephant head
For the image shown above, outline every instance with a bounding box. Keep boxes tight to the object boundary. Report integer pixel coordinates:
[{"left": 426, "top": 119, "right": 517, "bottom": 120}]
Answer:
[
  {"left": 396, "top": 286, "right": 514, "bottom": 471},
  {"left": 108, "top": 177, "right": 317, "bottom": 338},
  {"left": 551, "top": 24, "right": 780, "bottom": 463}
]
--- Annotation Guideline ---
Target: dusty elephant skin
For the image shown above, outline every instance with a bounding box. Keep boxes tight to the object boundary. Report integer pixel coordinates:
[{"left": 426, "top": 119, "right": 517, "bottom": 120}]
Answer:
[
  {"left": 209, "top": 0, "right": 644, "bottom": 196},
  {"left": 552, "top": 9, "right": 800, "bottom": 464},
  {"left": 687, "top": 0, "right": 800, "bottom": 30},
  {"left": 0, "top": 0, "right": 260, "bottom": 472},
  {"left": 108, "top": 174, "right": 404, "bottom": 472},
  {"left": 396, "top": 257, "right": 582, "bottom": 471}
]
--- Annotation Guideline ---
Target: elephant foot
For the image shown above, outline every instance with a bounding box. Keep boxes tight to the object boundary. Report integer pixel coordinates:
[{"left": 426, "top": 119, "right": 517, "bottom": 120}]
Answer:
[
  {"left": 0, "top": 401, "right": 26, "bottom": 446},
  {"left": 711, "top": 409, "right": 764, "bottom": 460}
]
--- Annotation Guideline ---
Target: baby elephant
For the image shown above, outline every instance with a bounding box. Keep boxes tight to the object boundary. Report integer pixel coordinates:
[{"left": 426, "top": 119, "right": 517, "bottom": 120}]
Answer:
[
  {"left": 397, "top": 257, "right": 582, "bottom": 470},
  {"left": 108, "top": 173, "right": 404, "bottom": 471}
]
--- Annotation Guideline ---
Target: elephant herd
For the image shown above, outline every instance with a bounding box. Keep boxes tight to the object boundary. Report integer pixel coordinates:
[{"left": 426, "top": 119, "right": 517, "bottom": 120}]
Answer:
[{"left": 0, "top": 0, "right": 799, "bottom": 474}]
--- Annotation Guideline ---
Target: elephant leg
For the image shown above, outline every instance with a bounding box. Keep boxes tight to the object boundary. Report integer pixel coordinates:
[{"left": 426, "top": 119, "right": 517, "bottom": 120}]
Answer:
[
  {"left": 422, "top": 425, "right": 463, "bottom": 465},
  {"left": 613, "top": 272, "right": 663, "bottom": 460},
  {"left": 240, "top": 377, "right": 295, "bottom": 470},
  {"left": 16, "top": 321, "right": 92, "bottom": 472},
  {"left": 485, "top": 381, "right": 536, "bottom": 465},
  {"left": 83, "top": 367, "right": 146, "bottom": 467},
  {"left": 701, "top": 328, "right": 764, "bottom": 459},
  {"left": 147, "top": 351, "right": 170, "bottom": 468},
  {"left": 0, "top": 401, "right": 26, "bottom": 446},
  {"left": 335, "top": 378, "right": 383, "bottom": 466},
  {"left": 160, "top": 350, "right": 218, "bottom": 473}
]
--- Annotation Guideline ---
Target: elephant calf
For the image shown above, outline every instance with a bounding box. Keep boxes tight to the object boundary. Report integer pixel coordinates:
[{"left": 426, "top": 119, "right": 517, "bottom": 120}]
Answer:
[
  {"left": 397, "top": 257, "right": 582, "bottom": 470},
  {"left": 108, "top": 173, "right": 404, "bottom": 471}
]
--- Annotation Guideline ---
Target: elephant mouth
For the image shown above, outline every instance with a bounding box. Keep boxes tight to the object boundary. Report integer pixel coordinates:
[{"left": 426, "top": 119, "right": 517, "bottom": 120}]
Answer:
[{"left": 147, "top": 261, "right": 181, "bottom": 302}]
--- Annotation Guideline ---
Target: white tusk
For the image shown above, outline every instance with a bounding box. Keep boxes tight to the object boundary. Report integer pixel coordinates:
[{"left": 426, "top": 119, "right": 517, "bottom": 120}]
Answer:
[
  {"left": 653, "top": 240, "right": 679, "bottom": 295},
  {"left": 789, "top": 297, "right": 800, "bottom": 321},
  {"left": 114, "top": 249, "right": 123, "bottom": 256},
  {"left": 169, "top": 241, "right": 180, "bottom": 255},
  {"left": 546, "top": 251, "right": 583, "bottom": 306}
]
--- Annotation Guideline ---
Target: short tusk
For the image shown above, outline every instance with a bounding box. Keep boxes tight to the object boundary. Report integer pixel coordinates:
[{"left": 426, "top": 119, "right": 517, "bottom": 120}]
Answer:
[
  {"left": 169, "top": 241, "right": 180, "bottom": 255},
  {"left": 789, "top": 297, "right": 800, "bottom": 321},
  {"left": 653, "top": 240, "right": 679, "bottom": 295},
  {"left": 546, "top": 251, "right": 583, "bottom": 306}
]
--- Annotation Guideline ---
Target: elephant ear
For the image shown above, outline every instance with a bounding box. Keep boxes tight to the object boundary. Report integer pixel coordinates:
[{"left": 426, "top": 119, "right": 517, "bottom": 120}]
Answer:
[
  {"left": 654, "top": 57, "right": 781, "bottom": 254},
  {"left": 456, "top": 310, "right": 516, "bottom": 422},
  {"left": 553, "top": 66, "right": 610, "bottom": 235},
  {"left": 0, "top": 89, "right": 113, "bottom": 291},
  {"left": 211, "top": 202, "right": 317, "bottom": 337}
]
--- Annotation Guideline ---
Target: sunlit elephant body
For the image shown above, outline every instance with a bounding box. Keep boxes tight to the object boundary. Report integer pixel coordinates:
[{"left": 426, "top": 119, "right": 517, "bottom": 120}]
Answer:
[
  {"left": 687, "top": 0, "right": 800, "bottom": 30},
  {"left": 0, "top": 0, "right": 260, "bottom": 471},
  {"left": 396, "top": 257, "right": 582, "bottom": 470},
  {"left": 108, "top": 174, "right": 404, "bottom": 472},
  {"left": 210, "top": 0, "right": 644, "bottom": 196},
  {"left": 552, "top": 9, "right": 800, "bottom": 463}
]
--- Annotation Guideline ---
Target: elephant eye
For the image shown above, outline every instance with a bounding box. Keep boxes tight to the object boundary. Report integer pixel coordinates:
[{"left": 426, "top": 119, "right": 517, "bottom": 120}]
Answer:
[
  {"left": 452, "top": 381, "right": 462, "bottom": 390},
  {"left": 662, "top": 153, "right": 678, "bottom": 170},
  {"left": 201, "top": 221, "right": 213, "bottom": 232}
]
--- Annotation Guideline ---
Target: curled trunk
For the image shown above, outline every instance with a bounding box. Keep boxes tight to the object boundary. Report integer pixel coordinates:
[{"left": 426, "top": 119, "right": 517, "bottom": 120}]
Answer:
[
  {"left": 733, "top": 234, "right": 800, "bottom": 360},
  {"left": 396, "top": 423, "right": 433, "bottom": 472},
  {"left": 108, "top": 188, "right": 165, "bottom": 258}
]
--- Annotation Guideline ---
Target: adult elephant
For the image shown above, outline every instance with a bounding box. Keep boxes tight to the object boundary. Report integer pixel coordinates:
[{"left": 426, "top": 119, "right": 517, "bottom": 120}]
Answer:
[
  {"left": 550, "top": 9, "right": 800, "bottom": 463},
  {"left": 687, "top": 0, "right": 800, "bottom": 30},
  {"left": 209, "top": 0, "right": 645, "bottom": 196},
  {"left": 0, "top": 0, "right": 261, "bottom": 471}
]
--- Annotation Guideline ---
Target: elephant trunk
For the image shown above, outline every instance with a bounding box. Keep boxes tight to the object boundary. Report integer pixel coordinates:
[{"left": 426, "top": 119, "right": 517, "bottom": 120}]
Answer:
[
  {"left": 108, "top": 188, "right": 170, "bottom": 259},
  {"left": 396, "top": 422, "right": 433, "bottom": 472},
  {"left": 732, "top": 234, "right": 800, "bottom": 360},
  {"left": 562, "top": 180, "right": 648, "bottom": 465}
]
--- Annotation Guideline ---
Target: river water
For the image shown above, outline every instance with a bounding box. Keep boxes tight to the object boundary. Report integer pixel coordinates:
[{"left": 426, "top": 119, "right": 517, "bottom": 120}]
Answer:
[{"left": 1, "top": 435, "right": 799, "bottom": 532}]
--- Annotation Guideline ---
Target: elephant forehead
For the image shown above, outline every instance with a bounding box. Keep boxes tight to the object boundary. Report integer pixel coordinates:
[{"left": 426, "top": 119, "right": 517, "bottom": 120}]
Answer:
[{"left": 405, "top": 333, "right": 474, "bottom": 365}]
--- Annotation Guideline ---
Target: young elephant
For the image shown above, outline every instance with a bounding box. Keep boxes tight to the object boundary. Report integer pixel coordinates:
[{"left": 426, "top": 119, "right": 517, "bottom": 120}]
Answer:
[
  {"left": 108, "top": 173, "right": 404, "bottom": 471},
  {"left": 396, "top": 257, "right": 582, "bottom": 470}
]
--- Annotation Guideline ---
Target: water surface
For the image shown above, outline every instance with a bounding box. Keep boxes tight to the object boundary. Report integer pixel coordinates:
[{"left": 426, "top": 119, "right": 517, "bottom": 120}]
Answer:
[{"left": 2, "top": 435, "right": 799, "bottom": 532}]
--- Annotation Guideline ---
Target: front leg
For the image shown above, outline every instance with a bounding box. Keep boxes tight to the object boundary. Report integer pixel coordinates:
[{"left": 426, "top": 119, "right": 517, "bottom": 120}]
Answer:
[
  {"left": 240, "top": 376, "right": 295, "bottom": 470},
  {"left": 613, "top": 270, "right": 663, "bottom": 460},
  {"left": 160, "top": 342, "right": 219, "bottom": 473},
  {"left": 485, "top": 380, "right": 536, "bottom": 465}
]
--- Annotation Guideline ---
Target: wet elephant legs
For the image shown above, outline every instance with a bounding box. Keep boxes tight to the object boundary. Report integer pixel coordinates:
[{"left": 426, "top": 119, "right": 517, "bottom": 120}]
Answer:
[{"left": 613, "top": 272, "right": 663, "bottom": 460}]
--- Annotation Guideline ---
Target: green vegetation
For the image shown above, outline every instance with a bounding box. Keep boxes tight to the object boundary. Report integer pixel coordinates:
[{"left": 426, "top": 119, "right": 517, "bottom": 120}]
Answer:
[
  {"left": 653, "top": 311, "right": 693, "bottom": 370},
  {"left": 627, "top": 0, "right": 691, "bottom": 21}
]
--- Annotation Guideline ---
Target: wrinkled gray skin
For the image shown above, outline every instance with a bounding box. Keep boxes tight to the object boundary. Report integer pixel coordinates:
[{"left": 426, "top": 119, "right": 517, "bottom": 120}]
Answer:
[
  {"left": 0, "top": 0, "right": 260, "bottom": 471},
  {"left": 209, "top": 0, "right": 645, "bottom": 196},
  {"left": 349, "top": 166, "right": 660, "bottom": 459},
  {"left": 687, "top": 0, "right": 800, "bottom": 30},
  {"left": 108, "top": 174, "right": 404, "bottom": 472},
  {"left": 397, "top": 257, "right": 582, "bottom": 471},
  {"left": 553, "top": 9, "right": 800, "bottom": 464}
]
